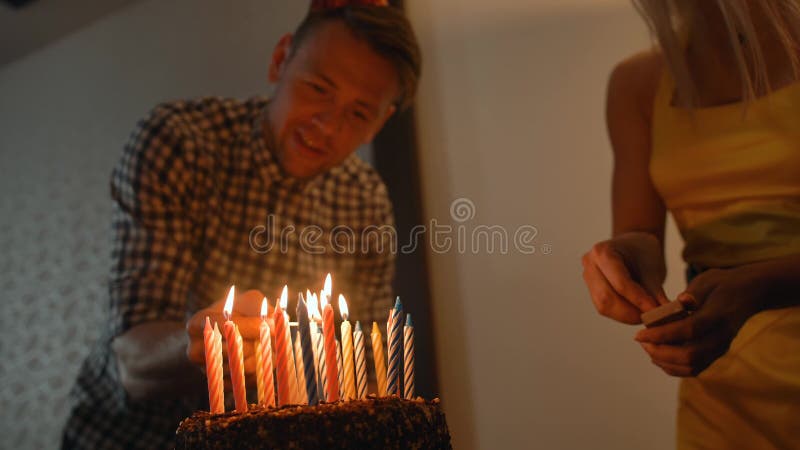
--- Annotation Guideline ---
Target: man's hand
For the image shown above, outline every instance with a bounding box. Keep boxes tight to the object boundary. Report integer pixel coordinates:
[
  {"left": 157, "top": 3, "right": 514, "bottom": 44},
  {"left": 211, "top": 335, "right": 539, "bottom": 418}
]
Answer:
[
  {"left": 582, "top": 231, "right": 670, "bottom": 324},
  {"left": 186, "top": 289, "right": 269, "bottom": 386},
  {"left": 634, "top": 267, "right": 763, "bottom": 377}
]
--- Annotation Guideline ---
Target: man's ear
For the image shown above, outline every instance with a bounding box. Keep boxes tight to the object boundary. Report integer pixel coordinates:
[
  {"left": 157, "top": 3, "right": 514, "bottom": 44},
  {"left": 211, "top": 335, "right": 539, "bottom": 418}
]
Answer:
[
  {"left": 364, "top": 104, "right": 397, "bottom": 143},
  {"left": 268, "top": 33, "right": 294, "bottom": 83}
]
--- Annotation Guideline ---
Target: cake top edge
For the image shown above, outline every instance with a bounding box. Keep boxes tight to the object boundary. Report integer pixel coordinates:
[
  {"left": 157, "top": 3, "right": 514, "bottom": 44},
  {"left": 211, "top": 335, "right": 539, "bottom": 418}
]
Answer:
[{"left": 181, "top": 395, "right": 442, "bottom": 423}]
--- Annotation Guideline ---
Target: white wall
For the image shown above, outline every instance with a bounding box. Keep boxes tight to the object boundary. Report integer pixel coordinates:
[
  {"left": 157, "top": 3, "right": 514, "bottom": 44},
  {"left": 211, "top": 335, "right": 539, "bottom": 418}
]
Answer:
[
  {"left": 0, "top": 1, "right": 305, "bottom": 448},
  {"left": 407, "top": 1, "right": 687, "bottom": 449}
]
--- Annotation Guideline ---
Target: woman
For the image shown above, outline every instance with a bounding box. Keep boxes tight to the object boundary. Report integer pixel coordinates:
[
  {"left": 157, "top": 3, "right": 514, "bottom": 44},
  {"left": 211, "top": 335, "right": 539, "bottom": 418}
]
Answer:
[{"left": 581, "top": 1, "right": 800, "bottom": 448}]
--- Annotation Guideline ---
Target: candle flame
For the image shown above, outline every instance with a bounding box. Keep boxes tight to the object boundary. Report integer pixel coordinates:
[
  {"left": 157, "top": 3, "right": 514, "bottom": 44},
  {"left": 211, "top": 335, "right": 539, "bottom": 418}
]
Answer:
[
  {"left": 320, "top": 290, "right": 328, "bottom": 309},
  {"left": 308, "top": 293, "right": 320, "bottom": 318},
  {"left": 338, "top": 294, "right": 349, "bottom": 321},
  {"left": 223, "top": 285, "right": 235, "bottom": 319},
  {"left": 280, "top": 285, "right": 288, "bottom": 309},
  {"left": 324, "top": 273, "right": 332, "bottom": 298},
  {"left": 260, "top": 297, "right": 268, "bottom": 319}
]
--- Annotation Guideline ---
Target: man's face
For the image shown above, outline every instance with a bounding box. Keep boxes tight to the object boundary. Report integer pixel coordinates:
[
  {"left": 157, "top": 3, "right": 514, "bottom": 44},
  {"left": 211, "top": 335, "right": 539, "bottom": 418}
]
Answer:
[{"left": 266, "top": 21, "right": 399, "bottom": 179}]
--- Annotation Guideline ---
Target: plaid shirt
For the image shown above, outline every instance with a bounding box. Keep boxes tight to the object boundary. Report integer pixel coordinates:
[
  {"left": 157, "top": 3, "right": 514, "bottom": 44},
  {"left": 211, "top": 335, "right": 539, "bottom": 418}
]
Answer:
[{"left": 62, "top": 97, "right": 396, "bottom": 449}]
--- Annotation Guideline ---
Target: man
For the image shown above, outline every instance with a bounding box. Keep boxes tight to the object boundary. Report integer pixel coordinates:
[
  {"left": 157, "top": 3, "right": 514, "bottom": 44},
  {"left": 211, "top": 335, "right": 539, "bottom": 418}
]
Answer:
[{"left": 62, "top": 2, "right": 421, "bottom": 448}]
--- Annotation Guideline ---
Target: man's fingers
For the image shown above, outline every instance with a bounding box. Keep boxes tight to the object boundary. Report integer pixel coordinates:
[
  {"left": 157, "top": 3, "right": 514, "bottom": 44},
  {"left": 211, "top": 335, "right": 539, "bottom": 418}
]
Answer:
[
  {"left": 235, "top": 290, "right": 266, "bottom": 317},
  {"left": 595, "top": 249, "right": 659, "bottom": 311},
  {"left": 186, "top": 310, "right": 226, "bottom": 336},
  {"left": 583, "top": 260, "right": 643, "bottom": 324},
  {"left": 243, "top": 354, "right": 256, "bottom": 375},
  {"left": 187, "top": 340, "right": 205, "bottom": 365}
]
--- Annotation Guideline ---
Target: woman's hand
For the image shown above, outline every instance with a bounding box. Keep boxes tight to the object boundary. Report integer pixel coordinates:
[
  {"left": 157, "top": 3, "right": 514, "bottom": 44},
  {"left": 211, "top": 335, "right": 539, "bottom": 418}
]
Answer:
[
  {"left": 582, "top": 231, "right": 670, "bottom": 324},
  {"left": 635, "top": 266, "right": 764, "bottom": 376}
]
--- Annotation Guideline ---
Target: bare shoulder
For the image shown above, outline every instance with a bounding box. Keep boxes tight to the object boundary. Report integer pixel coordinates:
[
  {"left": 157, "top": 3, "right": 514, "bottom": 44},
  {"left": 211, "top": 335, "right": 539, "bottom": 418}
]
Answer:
[{"left": 607, "top": 49, "right": 664, "bottom": 122}]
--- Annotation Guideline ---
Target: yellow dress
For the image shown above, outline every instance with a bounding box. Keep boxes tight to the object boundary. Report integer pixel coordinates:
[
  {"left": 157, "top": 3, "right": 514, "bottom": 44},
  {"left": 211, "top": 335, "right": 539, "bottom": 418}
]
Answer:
[{"left": 650, "top": 71, "right": 800, "bottom": 449}]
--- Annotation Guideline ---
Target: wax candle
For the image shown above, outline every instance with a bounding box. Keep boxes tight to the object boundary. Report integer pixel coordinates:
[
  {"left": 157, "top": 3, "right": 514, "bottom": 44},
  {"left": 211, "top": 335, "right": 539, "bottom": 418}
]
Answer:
[
  {"left": 354, "top": 321, "right": 367, "bottom": 400},
  {"left": 293, "top": 328, "right": 308, "bottom": 404},
  {"left": 308, "top": 295, "right": 326, "bottom": 396},
  {"left": 371, "top": 321, "right": 388, "bottom": 396},
  {"left": 404, "top": 314, "right": 415, "bottom": 400},
  {"left": 315, "top": 323, "right": 327, "bottom": 399},
  {"left": 339, "top": 295, "right": 356, "bottom": 400},
  {"left": 222, "top": 286, "right": 247, "bottom": 412},
  {"left": 297, "top": 294, "right": 319, "bottom": 405},
  {"left": 336, "top": 339, "right": 343, "bottom": 399},
  {"left": 320, "top": 284, "right": 340, "bottom": 402},
  {"left": 387, "top": 297, "right": 404, "bottom": 396},
  {"left": 255, "top": 339, "right": 264, "bottom": 405},
  {"left": 273, "top": 290, "right": 295, "bottom": 406},
  {"left": 203, "top": 317, "right": 224, "bottom": 414},
  {"left": 258, "top": 298, "right": 276, "bottom": 407}
]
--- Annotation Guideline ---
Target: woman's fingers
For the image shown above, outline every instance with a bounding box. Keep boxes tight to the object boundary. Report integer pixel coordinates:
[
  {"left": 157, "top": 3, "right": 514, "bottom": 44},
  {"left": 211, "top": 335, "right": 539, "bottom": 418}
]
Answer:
[
  {"left": 593, "top": 247, "right": 659, "bottom": 312},
  {"left": 583, "top": 258, "right": 643, "bottom": 324}
]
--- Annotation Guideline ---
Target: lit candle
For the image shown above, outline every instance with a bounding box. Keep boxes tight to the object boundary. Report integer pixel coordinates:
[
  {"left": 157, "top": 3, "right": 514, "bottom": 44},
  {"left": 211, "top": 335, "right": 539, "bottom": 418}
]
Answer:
[
  {"left": 273, "top": 287, "right": 295, "bottom": 406},
  {"left": 354, "top": 321, "right": 367, "bottom": 400},
  {"left": 222, "top": 286, "right": 247, "bottom": 412},
  {"left": 255, "top": 339, "right": 264, "bottom": 405},
  {"left": 336, "top": 339, "right": 343, "bottom": 399},
  {"left": 404, "top": 314, "right": 415, "bottom": 400},
  {"left": 309, "top": 294, "right": 326, "bottom": 397},
  {"left": 297, "top": 294, "right": 320, "bottom": 405},
  {"left": 258, "top": 298, "right": 276, "bottom": 407},
  {"left": 320, "top": 276, "right": 340, "bottom": 402},
  {"left": 316, "top": 323, "right": 327, "bottom": 399},
  {"left": 203, "top": 317, "right": 224, "bottom": 414},
  {"left": 293, "top": 328, "right": 308, "bottom": 404},
  {"left": 339, "top": 295, "right": 356, "bottom": 400},
  {"left": 387, "top": 297, "right": 404, "bottom": 396},
  {"left": 371, "top": 321, "right": 388, "bottom": 396}
]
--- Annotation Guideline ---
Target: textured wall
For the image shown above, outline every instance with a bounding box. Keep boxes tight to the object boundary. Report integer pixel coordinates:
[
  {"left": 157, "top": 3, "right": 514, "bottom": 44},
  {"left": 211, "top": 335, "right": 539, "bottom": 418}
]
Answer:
[{"left": 0, "top": 1, "right": 306, "bottom": 447}]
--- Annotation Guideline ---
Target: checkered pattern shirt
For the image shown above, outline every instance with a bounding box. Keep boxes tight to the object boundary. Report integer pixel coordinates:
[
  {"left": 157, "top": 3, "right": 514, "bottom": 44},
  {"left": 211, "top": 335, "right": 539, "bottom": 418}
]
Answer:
[{"left": 62, "top": 97, "right": 396, "bottom": 449}]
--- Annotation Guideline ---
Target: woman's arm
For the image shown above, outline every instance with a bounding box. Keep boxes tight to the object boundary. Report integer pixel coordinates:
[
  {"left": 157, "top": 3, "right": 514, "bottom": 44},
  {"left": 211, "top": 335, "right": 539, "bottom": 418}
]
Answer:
[
  {"left": 582, "top": 50, "right": 671, "bottom": 324},
  {"left": 607, "top": 50, "right": 667, "bottom": 242}
]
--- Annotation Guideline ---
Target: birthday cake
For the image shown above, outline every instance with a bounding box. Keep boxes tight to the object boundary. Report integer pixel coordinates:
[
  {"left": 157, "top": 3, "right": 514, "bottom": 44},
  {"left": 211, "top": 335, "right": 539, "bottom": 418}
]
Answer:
[{"left": 175, "top": 396, "right": 451, "bottom": 449}]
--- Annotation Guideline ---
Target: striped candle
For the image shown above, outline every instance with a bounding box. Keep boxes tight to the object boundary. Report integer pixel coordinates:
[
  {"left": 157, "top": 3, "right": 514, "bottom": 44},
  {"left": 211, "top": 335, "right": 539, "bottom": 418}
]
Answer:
[
  {"left": 339, "top": 295, "right": 356, "bottom": 401},
  {"left": 316, "top": 324, "right": 327, "bottom": 399},
  {"left": 203, "top": 317, "right": 224, "bottom": 414},
  {"left": 307, "top": 294, "right": 323, "bottom": 396},
  {"left": 387, "top": 297, "right": 403, "bottom": 396},
  {"left": 321, "top": 295, "right": 340, "bottom": 402},
  {"left": 297, "top": 295, "right": 319, "bottom": 405},
  {"left": 336, "top": 339, "right": 343, "bottom": 399},
  {"left": 354, "top": 321, "right": 367, "bottom": 400},
  {"left": 258, "top": 313, "right": 276, "bottom": 408},
  {"left": 255, "top": 340, "right": 264, "bottom": 405},
  {"left": 222, "top": 286, "right": 247, "bottom": 413},
  {"left": 403, "top": 314, "right": 415, "bottom": 399},
  {"left": 273, "top": 300, "right": 294, "bottom": 406},
  {"left": 293, "top": 329, "right": 308, "bottom": 404},
  {"left": 371, "top": 322, "right": 388, "bottom": 396}
]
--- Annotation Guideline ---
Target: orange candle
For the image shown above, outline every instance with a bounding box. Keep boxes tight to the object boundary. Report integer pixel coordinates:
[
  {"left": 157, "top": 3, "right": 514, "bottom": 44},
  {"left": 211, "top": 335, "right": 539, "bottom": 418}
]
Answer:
[
  {"left": 321, "top": 283, "right": 340, "bottom": 402},
  {"left": 203, "top": 317, "right": 224, "bottom": 414},
  {"left": 258, "top": 298, "right": 276, "bottom": 407},
  {"left": 273, "top": 288, "right": 295, "bottom": 406},
  {"left": 222, "top": 286, "right": 247, "bottom": 412}
]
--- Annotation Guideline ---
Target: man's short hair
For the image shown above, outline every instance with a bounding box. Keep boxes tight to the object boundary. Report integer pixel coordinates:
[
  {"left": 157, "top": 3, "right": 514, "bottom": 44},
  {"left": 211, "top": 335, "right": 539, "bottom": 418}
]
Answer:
[{"left": 292, "top": 5, "right": 422, "bottom": 110}]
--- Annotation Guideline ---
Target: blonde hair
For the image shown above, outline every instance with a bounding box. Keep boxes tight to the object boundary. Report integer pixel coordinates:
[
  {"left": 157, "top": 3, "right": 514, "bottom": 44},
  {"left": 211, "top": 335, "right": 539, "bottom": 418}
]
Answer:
[{"left": 633, "top": 0, "right": 800, "bottom": 108}]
